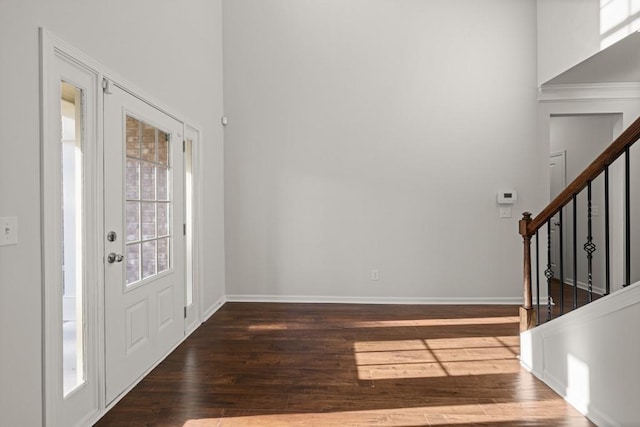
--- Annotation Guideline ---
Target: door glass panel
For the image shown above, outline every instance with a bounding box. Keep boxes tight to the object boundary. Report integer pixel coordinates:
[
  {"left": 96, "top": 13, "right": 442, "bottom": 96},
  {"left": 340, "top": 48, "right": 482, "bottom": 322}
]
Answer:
[
  {"left": 157, "top": 237, "right": 170, "bottom": 274},
  {"left": 61, "top": 81, "right": 85, "bottom": 396},
  {"left": 141, "top": 202, "right": 156, "bottom": 240},
  {"left": 126, "top": 244, "right": 141, "bottom": 284},
  {"left": 142, "top": 124, "right": 156, "bottom": 162},
  {"left": 157, "top": 131, "right": 169, "bottom": 165},
  {"left": 125, "top": 115, "right": 172, "bottom": 286},
  {"left": 142, "top": 241, "right": 157, "bottom": 279},
  {"left": 126, "top": 160, "right": 140, "bottom": 200},
  {"left": 141, "top": 163, "right": 156, "bottom": 201},
  {"left": 157, "top": 203, "right": 169, "bottom": 237},
  {"left": 126, "top": 117, "right": 141, "bottom": 157},
  {"left": 157, "top": 166, "right": 169, "bottom": 201},
  {"left": 126, "top": 202, "right": 140, "bottom": 242}
]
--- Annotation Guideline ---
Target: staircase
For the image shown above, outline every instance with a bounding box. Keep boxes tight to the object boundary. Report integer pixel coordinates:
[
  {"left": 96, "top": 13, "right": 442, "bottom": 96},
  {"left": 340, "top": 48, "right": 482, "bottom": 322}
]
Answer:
[{"left": 518, "top": 115, "right": 640, "bottom": 426}]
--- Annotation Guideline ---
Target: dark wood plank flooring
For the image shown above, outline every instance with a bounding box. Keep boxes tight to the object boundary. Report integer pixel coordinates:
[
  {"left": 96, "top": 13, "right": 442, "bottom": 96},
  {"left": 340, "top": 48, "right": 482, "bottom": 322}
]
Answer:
[{"left": 95, "top": 303, "right": 594, "bottom": 426}]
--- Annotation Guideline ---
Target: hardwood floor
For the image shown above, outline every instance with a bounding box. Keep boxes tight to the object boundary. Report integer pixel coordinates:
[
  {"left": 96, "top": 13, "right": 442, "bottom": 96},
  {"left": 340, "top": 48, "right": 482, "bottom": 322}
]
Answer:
[{"left": 95, "top": 303, "right": 594, "bottom": 426}]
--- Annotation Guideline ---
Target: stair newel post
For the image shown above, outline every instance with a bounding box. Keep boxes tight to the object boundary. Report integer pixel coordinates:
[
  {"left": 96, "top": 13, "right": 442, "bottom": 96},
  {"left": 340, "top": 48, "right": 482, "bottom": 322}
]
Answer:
[{"left": 519, "top": 212, "right": 536, "bottom": 331}]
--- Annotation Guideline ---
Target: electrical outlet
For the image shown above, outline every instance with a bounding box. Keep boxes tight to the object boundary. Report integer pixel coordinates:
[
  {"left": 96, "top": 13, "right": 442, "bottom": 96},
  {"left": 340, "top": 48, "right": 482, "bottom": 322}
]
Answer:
[
  {"left": 591, "top": 205, "right": 599, "bottom": 217},
  {"left": 371, "top": 269, "right": 379, "bottom": 281},
  {"left": 0, "top": 217, "right": 18, "bottom": 246}
]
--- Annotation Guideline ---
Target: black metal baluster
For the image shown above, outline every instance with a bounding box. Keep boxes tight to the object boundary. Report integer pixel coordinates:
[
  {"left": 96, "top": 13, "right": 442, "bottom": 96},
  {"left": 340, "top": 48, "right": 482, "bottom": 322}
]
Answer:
[
  {"left": 559, "top": 209, "right": 564, "bottom": 315},
  {"left": 536, "top": 231, "right": 540, "bottom": 325},
  {"left": 545, "top": 221, "right": 554, "bottom": 321},
  {"left": 625, "top": 146, "right": 631, "bottom": 287},
  {"left": 605, "top": 166, "right": 610, "bottom": 296},
  {"left": 584, "top": 181, "right": 596, "bottom": 303},
  {"left": 573, "top": 194, "right": 578, "bottom": 310}
]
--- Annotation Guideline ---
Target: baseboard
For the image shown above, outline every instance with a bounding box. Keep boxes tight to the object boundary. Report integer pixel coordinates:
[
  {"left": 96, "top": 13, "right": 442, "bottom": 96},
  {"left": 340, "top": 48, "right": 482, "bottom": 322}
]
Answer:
[{"left": 225, "top": 294, "right": 522, "bottom": 305}]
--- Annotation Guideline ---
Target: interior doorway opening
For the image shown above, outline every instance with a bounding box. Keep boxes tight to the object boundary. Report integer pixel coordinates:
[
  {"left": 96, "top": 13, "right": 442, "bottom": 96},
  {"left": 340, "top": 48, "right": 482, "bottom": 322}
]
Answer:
[{"left": 549, "top": 113, "right": 624, "bottom": 298}]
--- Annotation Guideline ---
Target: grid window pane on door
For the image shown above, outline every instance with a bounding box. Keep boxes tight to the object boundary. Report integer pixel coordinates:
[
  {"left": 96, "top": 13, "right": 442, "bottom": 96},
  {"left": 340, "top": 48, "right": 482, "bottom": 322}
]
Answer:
[{"left": 125, "top": 116, "right": 171, "bottom": 286}]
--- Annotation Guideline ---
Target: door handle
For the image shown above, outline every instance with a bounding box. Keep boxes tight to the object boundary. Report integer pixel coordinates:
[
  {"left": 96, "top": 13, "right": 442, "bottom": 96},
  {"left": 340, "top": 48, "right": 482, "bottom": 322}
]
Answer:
[
  {"left": 553, "top": 221, "right": 561, "bottom": 227},
  {"left": 107, "top": 253, "right": 124, "bottom": 264}
]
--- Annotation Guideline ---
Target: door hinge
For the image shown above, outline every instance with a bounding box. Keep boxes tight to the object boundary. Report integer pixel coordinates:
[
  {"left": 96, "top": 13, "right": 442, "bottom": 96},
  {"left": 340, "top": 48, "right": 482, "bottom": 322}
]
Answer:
[
  {"left": 166, "top": 133, "right": 171, "bottom": 143},
  {"left": 183, "top": 140, "right": 186, "bottom": 152},
  {"left": 102, "top": 78, "right": 112, "bottom": 95},
  {"left": 184, "top": 307, "right": 187, "bottom": 318},
  {"left": 183, "top": 223, "right": 186, "bottom": 236}
]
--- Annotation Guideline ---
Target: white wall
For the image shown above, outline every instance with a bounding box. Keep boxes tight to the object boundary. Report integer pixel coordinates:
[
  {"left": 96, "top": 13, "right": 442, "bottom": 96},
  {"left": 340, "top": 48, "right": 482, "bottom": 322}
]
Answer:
[
  {"left": 537, "top": 0, "right": 601, "bottom": 85},
  {"left": 521, "top": 282, "right": 640, "bottom": 426},
  {"left": 223, "top": 0, "right": 543, "bottom": 302},
  {"left": 0, "top": 1, "right": 225, "bottom": 425}
]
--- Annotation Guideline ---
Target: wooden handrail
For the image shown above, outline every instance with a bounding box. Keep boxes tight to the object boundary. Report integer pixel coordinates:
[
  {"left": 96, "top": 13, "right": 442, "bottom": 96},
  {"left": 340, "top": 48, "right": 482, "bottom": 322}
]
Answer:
[
  {"left": 519, "top": 114, "right": 640, "bottom": 331},
  {"left": 525, "top": 115, "right": 640, "bottom": 236}
]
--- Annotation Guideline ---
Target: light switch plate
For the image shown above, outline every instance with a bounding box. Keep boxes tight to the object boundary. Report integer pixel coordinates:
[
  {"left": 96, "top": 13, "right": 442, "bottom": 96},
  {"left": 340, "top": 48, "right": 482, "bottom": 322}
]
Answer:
[
  {"left": 0, "top": 217, "right": 18, "bottom": 246},
  {"left": 500, "top": 207, "right": 512, "bottom": 219}
]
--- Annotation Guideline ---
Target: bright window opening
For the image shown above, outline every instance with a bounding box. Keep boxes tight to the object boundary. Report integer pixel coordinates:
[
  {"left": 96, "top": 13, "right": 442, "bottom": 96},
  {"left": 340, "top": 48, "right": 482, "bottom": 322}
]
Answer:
[{"left": 61, "top": 81, "right": 85, "bottom": 396}]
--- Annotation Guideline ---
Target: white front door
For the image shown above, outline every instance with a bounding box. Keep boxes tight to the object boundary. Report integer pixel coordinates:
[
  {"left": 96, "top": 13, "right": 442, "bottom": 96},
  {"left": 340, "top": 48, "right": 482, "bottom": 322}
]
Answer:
[{"left": 103, "top": 83, "right": 185, "bottom": 404}]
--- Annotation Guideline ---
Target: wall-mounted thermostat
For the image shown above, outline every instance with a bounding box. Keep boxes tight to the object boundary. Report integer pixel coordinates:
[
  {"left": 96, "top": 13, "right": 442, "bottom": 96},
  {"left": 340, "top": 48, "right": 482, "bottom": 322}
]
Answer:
[{"left": 497, "top": 190, "right": 517, "bottom": 204}]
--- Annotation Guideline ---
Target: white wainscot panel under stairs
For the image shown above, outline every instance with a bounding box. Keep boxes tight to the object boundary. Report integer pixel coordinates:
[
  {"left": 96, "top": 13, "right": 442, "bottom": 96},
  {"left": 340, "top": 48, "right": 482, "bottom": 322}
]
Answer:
[{"left": 521, "top": 282, "right": 640, "bottom": 427}]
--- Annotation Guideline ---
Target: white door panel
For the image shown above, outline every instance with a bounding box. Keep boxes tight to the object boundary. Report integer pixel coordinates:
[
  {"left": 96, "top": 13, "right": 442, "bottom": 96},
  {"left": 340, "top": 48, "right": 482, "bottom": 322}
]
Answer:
[{"left": 104, "top": 84, "right": 185, "bottom": 404}]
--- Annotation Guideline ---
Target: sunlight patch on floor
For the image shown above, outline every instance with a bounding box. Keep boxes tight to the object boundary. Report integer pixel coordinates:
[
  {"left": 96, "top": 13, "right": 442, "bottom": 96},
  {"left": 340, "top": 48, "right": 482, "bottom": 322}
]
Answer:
[
  {"left": 354, "top": 336, "right": 520, "bottom": 380},
  {"left": 181, "top": 399, "right": 582, "bottom": 426}
]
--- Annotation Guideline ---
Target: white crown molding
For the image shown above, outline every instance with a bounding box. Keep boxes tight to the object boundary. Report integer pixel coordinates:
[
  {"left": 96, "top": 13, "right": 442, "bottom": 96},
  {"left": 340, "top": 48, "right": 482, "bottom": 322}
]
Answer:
[{"left": 539, "top": 82, "right": 640, "bottom": 103}]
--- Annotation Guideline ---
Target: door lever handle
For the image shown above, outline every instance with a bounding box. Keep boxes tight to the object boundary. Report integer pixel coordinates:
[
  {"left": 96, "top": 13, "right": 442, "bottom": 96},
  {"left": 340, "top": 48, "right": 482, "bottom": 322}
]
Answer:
[{"left": 107, "top": 253, "right": 124, "bottom": 264}]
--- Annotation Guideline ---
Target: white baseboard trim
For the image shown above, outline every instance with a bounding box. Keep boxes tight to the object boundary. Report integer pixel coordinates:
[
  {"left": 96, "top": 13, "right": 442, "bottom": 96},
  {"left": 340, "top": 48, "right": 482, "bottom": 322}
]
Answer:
[
  {"left": 202, "top": 295, "right": 226, "bottom": 322},
  {"left": 225, "top": 294, "right": 522, "bottom": 305}
]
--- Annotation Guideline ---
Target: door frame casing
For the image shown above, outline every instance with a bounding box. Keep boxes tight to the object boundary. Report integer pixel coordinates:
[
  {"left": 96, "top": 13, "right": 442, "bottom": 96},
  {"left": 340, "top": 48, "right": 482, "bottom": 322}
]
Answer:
[{"left": 40, "top": 28, "right": 204, "bottom": 426}]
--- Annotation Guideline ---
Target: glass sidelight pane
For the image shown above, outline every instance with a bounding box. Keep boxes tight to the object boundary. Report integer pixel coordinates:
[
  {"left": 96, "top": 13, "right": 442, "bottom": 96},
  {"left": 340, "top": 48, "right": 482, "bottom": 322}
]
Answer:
[
  {"left": 124, "top": 115, "right": 172, "bottom": 286},
  {"left": 61, "top": 81, "right": 85, "bottom": 396}
]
